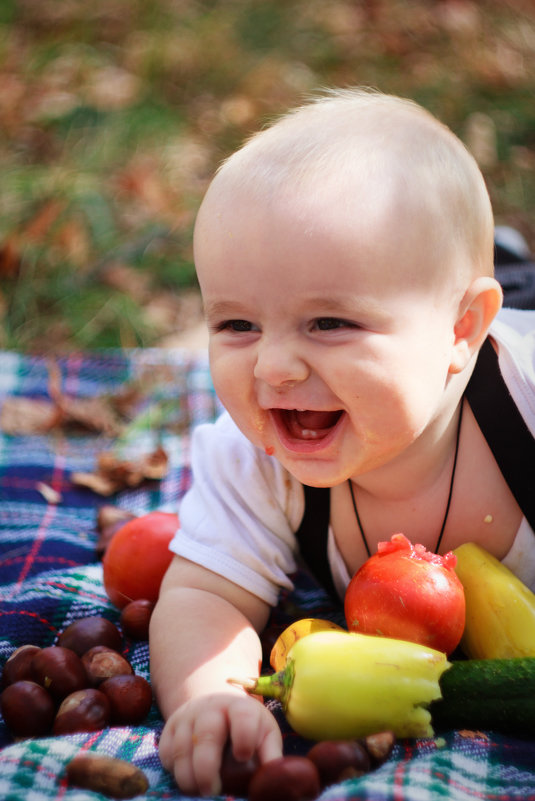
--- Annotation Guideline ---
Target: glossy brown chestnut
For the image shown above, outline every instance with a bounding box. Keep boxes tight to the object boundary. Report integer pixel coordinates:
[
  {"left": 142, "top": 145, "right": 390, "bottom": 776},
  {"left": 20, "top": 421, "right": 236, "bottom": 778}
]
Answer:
[
  {"left": 307, "top": 740, "right": 371, "bottom": 787},
  {"left": 220, "top": 741, "right": 260, "bottom": 797},
  {"left": 81, "top": 646, "right": 133, "bottom": 686},
  {"left": 1, "top": 645, "right": 41, "bottom": 688},
  {"left": 53, "top": 688, "right": 111, "bottom": 734},
  {"left": 1, "top": 680, "right": 56, "bottom": 737},
  {"left": 248, "top": 756, "right": 321, "bottom": 801},
  {"left": 99, "top": 674, "right": 152, "bottom": 725},
  {"left": 32, "top": 646, "right": 88, "bottom": 702},
  {"left": 57, "top": 616, "right": 122, "bottom": 656},
  {"left": 120, "top": 599, "right": 155, "bottom": 641}
]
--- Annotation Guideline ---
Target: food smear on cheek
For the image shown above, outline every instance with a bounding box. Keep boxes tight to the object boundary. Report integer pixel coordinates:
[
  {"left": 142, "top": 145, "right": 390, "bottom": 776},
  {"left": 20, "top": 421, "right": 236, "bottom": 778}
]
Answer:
[
  {"left": 265, "top": 445, "right": 275, "bottom": 456},
  {"left": 253, "top": 412, "right": 266, "bottom": 433}
]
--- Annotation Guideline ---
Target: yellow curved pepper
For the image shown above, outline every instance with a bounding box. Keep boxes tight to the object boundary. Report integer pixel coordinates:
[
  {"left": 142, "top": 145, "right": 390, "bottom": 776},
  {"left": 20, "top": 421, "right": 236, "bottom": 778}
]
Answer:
[{"left": 454, "top": 542, "right": 535, "bottom": 659}]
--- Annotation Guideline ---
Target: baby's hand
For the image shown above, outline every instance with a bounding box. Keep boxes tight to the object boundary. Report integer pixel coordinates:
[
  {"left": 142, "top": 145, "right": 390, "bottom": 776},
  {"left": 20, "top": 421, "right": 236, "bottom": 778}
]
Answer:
[{"left": 159, "top": 692, "right": 283, "bottom": 796}]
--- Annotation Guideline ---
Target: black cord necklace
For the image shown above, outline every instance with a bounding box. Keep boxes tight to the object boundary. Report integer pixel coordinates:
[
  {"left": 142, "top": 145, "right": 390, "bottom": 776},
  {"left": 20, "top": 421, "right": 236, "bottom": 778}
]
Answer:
[{"left": 348, "top": 398, "right": 465, "bottom": 557}]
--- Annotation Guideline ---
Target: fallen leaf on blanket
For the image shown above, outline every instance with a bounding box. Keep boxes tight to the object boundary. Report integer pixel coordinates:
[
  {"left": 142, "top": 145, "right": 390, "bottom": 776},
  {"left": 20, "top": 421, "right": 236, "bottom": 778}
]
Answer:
[
  {"left": 47, "top": 360, "right": 123, "bottom": 436},
  {"left": 0, "top": 396, "right": 58, "bottom": 434},
  {"left": 71, "top": 445, "right": 169, "bottom": 496},
  {"left": 36, "top": 481, "right": 62, "bottom": 504},
  {"left": 0, "top": 360, "right": 123, "bottom": 436},
  {"left": 457, "top": 730, "right": 490, "bottom": 742},
  {"left": 0, "top": 394, "right": 123, "bottom": 436},
  {"left": 56, "top": 396, "right": 123, "bottom": 436}
]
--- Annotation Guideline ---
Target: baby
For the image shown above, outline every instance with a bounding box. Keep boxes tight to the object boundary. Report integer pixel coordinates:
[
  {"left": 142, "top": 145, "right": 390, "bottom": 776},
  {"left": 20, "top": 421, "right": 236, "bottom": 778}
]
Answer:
[{"left": 149, "top": 88, "right": 534, "bottom": 796}]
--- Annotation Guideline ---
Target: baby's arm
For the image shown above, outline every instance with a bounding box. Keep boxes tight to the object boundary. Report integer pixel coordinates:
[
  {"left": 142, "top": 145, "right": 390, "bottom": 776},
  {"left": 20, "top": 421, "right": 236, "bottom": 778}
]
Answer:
[{"left": 150, "top": 555, "right": 283, "bottom": 796}]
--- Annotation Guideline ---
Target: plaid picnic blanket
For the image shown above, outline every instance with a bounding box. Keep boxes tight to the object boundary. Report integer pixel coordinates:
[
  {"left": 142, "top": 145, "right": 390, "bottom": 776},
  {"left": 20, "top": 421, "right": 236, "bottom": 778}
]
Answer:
[{"left": 0, "top": 348, "right": 534, "bottom": 801}]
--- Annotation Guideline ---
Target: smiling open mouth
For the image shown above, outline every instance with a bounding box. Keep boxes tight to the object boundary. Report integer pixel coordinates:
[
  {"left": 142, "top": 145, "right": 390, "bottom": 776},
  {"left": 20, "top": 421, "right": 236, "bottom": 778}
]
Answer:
[{"left": 272, "top": 409, "right": 344, "bottom": 443}]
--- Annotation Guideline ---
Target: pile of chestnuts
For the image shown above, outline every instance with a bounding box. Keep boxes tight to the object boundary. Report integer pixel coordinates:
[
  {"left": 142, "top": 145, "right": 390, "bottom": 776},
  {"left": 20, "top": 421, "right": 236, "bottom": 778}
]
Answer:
[
  {"left": 2, "top": 596, "right": 396, "bottom": 801},
  {"left": 0, "top": 600, "right": 154, "bottom": 740},
  {"left": 219, "top": 730, "right": 395, "bottom": 801}
]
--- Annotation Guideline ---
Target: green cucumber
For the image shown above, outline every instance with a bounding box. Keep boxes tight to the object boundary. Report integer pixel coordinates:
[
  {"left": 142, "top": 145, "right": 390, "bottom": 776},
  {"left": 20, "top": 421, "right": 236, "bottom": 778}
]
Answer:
[{"left": 431, "top": 657, "right": 535, "bottom": 736}]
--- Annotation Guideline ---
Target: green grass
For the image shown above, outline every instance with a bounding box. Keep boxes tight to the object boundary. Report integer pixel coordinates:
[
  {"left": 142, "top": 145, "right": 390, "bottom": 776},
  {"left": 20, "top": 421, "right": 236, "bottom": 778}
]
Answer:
[{"left": 1, "top": 0, "right": 534, "bottom": 351}]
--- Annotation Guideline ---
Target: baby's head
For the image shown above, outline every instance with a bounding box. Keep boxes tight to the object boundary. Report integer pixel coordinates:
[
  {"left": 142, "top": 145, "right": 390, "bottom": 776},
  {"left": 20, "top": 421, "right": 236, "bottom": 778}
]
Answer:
[
  {"left": 194, "top": 89, "right": 503, "bottom": 485},
  {"left": 196, "top": 88, "right": 495, "bottom": 298}
]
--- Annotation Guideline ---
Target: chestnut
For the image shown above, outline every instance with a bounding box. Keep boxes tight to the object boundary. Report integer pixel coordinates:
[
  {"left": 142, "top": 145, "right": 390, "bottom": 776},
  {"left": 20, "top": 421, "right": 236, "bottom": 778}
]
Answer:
[
  {"left": 99, "top": 674, "right": 152, "bottom": 725},
  {"left": 307, "top": 740, "right": 371, "bottom": 787},
  {"left": 248, "top": 756, "right": 321, "bottom": 801},
  {"left": 32, "top": 646, "right": 88, "bottom": 702},
  {"left": 58, "top": 616, "right": 122, "bottom": 656},
  {"left": 81, "top": 646, "right": 133, "bottom": 686},
  {"left": 220, "top": 741, "right": 260, "bottom": 797},
  {"left": 1, "top": 680, "right": 56, "bottom": 738},
  {"left": 1, "top": 644, "right": 41, "bottom": 688},
  {"left": 66, "top": 753, "right": 149, "bottom": 799},
  {"left": 120, "top": 599, "right": 155, "bottom": 641},
  {"left": 53, "top": 688, "right": 110, "bottom": 735}
]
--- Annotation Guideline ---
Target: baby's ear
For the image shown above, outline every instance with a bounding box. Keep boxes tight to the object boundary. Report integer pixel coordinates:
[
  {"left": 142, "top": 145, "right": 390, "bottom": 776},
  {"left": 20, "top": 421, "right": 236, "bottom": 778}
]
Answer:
[{"left": 449, "top": 276, "right": 503, "bottom": 374}]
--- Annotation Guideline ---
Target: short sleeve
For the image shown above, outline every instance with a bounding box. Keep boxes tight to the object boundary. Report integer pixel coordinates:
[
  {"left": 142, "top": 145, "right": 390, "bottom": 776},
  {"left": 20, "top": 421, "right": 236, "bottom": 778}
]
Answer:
[
  {"left": 490, "top": 308, "right": 535, "bottom": 436},
  {"left": 169, "top": 412, "right": 305, "bottom": 606}
]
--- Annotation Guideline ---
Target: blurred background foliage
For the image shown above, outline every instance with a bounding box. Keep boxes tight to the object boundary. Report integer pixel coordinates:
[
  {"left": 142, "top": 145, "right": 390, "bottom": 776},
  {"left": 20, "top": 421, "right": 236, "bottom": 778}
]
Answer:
[{"left": 0, "top": 0, "right": 534, "bottom": 351}]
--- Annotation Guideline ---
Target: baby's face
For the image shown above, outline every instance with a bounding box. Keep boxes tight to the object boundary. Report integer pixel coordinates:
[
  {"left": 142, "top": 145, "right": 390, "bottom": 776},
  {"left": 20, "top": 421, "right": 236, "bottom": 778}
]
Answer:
[{"left": 194, "top": 179, "right": 464, "bottom": 487}]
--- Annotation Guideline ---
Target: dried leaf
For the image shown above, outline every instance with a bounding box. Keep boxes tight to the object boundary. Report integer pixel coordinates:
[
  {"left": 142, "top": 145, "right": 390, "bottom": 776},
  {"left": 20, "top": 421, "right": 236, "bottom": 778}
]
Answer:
[
  {"left": 36, "top": 481, "right": 62, "bottom": 504},
  {"left": 0, "top": 389, "right": 122, "bottom": 437},
  {"left": 0, "top": 397, "right": 58, "bottom": 434},
  {"left": 71, "top": 471, "right": 122, "bottom": 497},
  {"left": 137, "top": 445, "right": 169, "bottom": 479},
  {"left": 47, "top": 359, "right": 123, "bottom": 436},
  {"left": 72, "top": 445, "right": 169, "bottom": 496},
  {"left": 23, "top": 199, "right": 64, "bottom": 243},
  {"left": 56, "top": 396, "right": 123, "bottom": 437},
  {"left": 457, "top": 730, "right": 490, "bottom": 742},
  {"left": 0, "top": 236, "right": 22, "bottom": 279}
]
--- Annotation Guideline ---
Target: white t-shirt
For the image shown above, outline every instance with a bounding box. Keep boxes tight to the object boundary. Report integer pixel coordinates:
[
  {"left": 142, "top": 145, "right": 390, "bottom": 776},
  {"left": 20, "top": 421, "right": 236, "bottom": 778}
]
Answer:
[{"left": 170, "top": 308, "right": 535, "bottom": 602}]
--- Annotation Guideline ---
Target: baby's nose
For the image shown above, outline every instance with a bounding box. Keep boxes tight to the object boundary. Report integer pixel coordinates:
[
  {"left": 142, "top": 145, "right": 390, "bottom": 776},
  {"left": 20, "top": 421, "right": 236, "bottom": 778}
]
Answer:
[{"left": 253, "top": 338, "right": 309, "bottom": 388}]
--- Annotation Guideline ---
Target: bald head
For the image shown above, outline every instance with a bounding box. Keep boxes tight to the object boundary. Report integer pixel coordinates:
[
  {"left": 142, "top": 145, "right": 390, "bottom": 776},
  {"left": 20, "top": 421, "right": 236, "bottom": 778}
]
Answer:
[{"left": 200, "top": 88, "right": 495, "bottom": 286}]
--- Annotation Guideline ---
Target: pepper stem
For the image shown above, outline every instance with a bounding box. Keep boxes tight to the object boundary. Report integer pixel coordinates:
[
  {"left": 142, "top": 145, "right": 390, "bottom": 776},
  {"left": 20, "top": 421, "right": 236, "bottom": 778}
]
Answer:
[{"left": 228, "top": 663, "right": 293, "bottom": 704}]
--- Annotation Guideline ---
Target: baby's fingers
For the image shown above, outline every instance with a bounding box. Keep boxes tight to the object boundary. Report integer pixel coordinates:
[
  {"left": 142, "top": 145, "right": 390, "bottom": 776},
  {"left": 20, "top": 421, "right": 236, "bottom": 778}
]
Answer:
[
  {"left": 191, "top": 707, "right": 229, "bottom": 796},
  {"left": 258, "top": 719, "right": 284, "bottom": 764},
  {"left": 229, "top": 697, "right": 282, "bottom": 764},
  {"left": 160, "top": 714, "right": 197, "bottom": 795}
]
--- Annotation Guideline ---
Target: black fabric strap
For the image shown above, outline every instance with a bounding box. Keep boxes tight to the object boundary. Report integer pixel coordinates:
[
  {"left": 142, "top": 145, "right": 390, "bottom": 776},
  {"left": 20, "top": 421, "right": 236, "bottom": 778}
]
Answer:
[
  {"left": 295, "top": 337, "right": 535, "bottom": 597},
  {"left": 464, "top": 336, "right": 535, "bottom": 529},
  {"left": 295, "top": 483, "right": 337, "bottom": 600}
]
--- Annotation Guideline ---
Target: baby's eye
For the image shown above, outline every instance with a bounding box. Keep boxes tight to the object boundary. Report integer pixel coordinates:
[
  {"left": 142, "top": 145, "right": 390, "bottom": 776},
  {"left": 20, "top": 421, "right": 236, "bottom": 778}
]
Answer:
[
  {"left": 313, "top": 317, "right": 353, "bottom": 331},
  {"left": 219, "top": 319, "right": 257, "bottom": 333}
]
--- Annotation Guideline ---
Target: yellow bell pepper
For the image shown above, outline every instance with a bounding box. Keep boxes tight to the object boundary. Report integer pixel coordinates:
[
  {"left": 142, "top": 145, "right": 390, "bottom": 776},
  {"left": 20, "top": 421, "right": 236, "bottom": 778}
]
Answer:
[{"left": 231, "top": 629, "right": 449, "bottom": 740}]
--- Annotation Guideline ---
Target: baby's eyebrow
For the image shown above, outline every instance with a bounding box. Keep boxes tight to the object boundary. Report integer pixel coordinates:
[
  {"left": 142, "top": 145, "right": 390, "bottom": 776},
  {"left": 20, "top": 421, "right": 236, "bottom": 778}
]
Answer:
[
  {"left": 303, "top": 295, "right": 387, "bottom": 319},
  {"left": 203, "top": 300, "right": 248, "bottom": 319}
]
